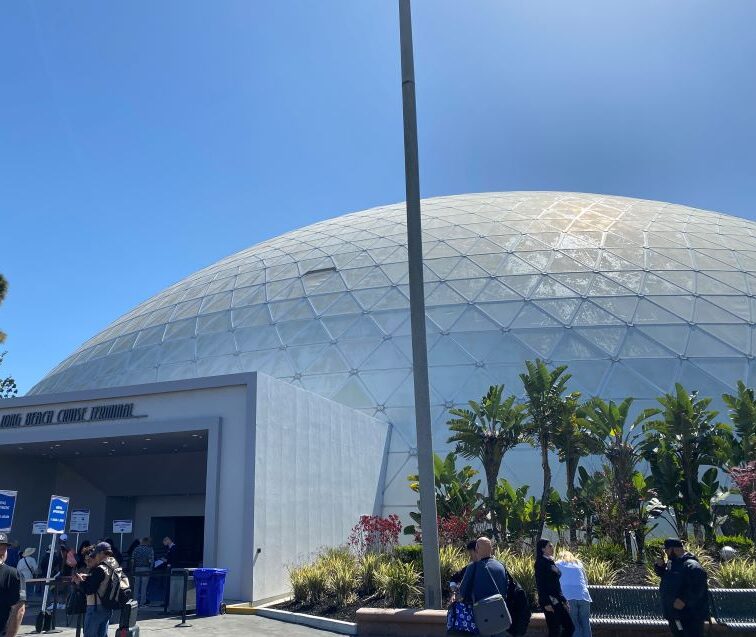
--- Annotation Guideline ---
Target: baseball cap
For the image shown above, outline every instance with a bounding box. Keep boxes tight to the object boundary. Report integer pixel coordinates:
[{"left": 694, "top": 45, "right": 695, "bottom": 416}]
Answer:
[
  {"left": 0, "top": 533, "right": 10, "bottom": 546},
  {"left": 94, "top": 541, "right": 112, "bottom": 554}
]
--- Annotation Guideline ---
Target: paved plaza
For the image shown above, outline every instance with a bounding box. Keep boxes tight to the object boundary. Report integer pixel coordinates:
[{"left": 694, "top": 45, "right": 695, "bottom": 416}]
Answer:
[{"left": 18, "top": 610, "right": 332, "bottom": 637}]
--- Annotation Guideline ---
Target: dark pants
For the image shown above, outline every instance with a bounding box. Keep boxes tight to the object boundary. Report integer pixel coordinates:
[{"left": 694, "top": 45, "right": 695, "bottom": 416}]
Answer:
[
  {"left": 667, "top": 617, "right": 704, "bottom": 637},
  {"left": 544, "top": 603, "right": 575, "bottom": 637}
]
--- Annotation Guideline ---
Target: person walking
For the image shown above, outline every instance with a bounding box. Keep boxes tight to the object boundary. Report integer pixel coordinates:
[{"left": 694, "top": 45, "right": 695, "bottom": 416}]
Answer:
[
  {"left": 535, "top": 539, "right": 574, "bottom": 637},
  {"left": 130, "top": 538, "right": 154, "bottom": 606},
  {"left": 654, "top": 538, "right": 709, "bottom": 637},
  {"left": 555, "top": 550, "right": 591, "bottom": 637},
  {"left": 72, "top": 542, "right": 120, "bottom": 637},
  {"left": 0, "top": 533, "right": 25, "bottom": 637},
  {"left": 459, "top": 537, "right": 509, "bottom": 636}
]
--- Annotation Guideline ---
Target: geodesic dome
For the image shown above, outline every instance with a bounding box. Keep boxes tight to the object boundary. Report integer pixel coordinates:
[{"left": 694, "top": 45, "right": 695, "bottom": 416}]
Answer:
[{"left": 30, "top": 192, "right": 756, "bottom": 501}]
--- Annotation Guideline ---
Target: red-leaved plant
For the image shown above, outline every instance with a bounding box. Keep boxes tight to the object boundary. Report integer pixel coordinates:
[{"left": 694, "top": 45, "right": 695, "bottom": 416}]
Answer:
[
  {"left": 730, "top": 461, "right": 756, "bottom": 516},
  {"left": 347, "top": 514, "right": 402, "bottom": 554}
]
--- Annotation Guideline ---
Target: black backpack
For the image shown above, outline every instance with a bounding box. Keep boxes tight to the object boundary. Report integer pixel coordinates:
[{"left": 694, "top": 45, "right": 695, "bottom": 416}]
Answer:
[
  {"left": 505, "top": 570, "right": 532, "bottom": 636},
  {"left": 98, "top": 562, "right": 133, "bottom": 610}
]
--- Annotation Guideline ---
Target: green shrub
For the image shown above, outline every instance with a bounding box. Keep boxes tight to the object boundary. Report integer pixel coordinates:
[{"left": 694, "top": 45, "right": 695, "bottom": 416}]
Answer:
[
  {"left": 715, "top": 535, "right": 755, "bottom": 554},
  {"left": 713, "top": 558, "right": 756, "bottom": 588},
  {"left": 504, "top": 553, "right": 536, "bottom": 607},
  {"left": 581, "top": 557, "right": 618, "bottom": 585},
  {"left": 328, "top": 560, "right": 358, "bottom": 606},
  {"left": 377, "top": 560, "right": 422, "bottom": 608},
  {"left": 578, "top": 541, "right": 626, "bottom": 569},
  {"left": 394, "top": 544, "right": 423, "bottom": 567},
  {"left": 359, "top": 553, "right": 383, "bottom": 596},
  {"left": 289, "top": 565, "right": 310, "bottom": 603},
  {"left": 439, "top": 545, "right": 467, "bottom": 594},
  {"left": 302, "top": 564, "right": 328, "bottom": 603},
  {"left": 318, "top": 546, "right": 357, "bottom": 568}
]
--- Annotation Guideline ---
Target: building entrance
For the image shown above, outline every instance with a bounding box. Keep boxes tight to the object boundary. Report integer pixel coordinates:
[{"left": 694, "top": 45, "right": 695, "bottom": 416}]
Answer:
[{"left": 150, "top": 516, "right": 204, "bottom": 567}]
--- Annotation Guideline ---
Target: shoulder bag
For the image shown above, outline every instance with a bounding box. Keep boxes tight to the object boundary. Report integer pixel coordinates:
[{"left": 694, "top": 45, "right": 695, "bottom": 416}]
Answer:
[{"left": 472, "top": 561, "right": 512, "bottom": 636}]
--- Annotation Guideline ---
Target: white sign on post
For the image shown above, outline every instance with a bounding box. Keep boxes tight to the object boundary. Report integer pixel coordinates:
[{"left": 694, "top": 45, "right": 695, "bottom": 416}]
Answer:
[
  {"left": 70, "top": 510, "right": 90, "bottom": 533},
  {"left": 112, "top": 520, "right": 132, "bottom": 534},
  {"left": 32, "top": 521, "right": 47, "bottom": 535}
]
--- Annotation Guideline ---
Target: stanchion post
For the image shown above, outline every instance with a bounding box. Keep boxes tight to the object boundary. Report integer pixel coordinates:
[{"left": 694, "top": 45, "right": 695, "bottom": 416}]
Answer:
[{"left": 175, "top": 569, "right": 192, "bottom": 628}]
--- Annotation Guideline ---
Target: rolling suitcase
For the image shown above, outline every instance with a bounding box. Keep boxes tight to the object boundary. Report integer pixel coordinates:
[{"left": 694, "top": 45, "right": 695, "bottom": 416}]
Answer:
[{"left": 115, "top": 600, "right": 139, "bottom": 637}]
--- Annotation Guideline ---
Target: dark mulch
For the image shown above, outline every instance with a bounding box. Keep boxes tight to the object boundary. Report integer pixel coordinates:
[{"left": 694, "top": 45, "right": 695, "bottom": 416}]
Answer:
[{"left": 617, "top": 562, "right": 653, "bottom": 586}]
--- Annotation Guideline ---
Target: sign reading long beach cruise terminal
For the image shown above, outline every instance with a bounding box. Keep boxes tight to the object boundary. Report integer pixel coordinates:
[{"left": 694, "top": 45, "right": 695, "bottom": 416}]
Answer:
[{"left": 0, "top": 402, "right": 145, "bottom": 429}]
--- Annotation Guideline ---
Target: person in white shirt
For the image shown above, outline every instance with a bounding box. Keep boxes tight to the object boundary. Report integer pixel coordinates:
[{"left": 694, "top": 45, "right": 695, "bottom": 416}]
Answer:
[
  {"left": 555, "top": 551, "right": 592, "bottom": 637},
  {"left": 16, "top": 549, "right": 37, "bottom": 599}
]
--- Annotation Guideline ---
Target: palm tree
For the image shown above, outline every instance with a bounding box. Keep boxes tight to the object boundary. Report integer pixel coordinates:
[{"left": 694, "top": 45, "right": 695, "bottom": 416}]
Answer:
[
  {"left": 722, "top": 381, "right": 756, "bottom": 538},
  {"left": 641, "top": 383, "right": 732, "bottom": 541},
  {"left": 551, "top": 391, "right": 601, "bottom": 543},
  {"left": 520, "top": 359, "right": 572, "bottom": 540},
  {"left": 447, "top": 384, "right": 528, "bottom": 539}
]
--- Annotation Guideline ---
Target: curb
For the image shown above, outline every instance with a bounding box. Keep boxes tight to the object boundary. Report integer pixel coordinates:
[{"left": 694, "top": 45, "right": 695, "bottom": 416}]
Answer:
[{"left": 226, "top": 604, "right": 358, "bottom": 635}]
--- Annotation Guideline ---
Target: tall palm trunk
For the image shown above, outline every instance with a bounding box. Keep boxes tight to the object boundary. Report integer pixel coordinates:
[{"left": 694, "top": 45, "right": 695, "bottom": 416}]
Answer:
[
  {"left": 484, "top": 462, "right": 499, "bottom": 540},
  {"left": 539, "top": 435, "right": 551, "bottom": 539},
  {"left": 566, "top": 455, "right": 578, "bottom": 544}
]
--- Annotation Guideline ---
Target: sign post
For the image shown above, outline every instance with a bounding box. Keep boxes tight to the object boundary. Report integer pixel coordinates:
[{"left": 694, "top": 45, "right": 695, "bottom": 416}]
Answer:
[
  {"left": 32, "top": 521, "right": 47, "bottom": 568},
  {"left": 70, "top": 509, "right": 90, "bottom": 551},
  {"left": 112, "top": 520, "right": 132, "bottom": 552},
  {"left": 40, "top": 495, "right": 69, "bottom": 629},
  {"left": 0, "top": 490, "right": 18, "bottom": 533}
]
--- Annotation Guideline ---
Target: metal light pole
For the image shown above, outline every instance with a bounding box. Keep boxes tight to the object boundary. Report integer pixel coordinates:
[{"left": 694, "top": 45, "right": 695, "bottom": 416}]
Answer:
[{"left": 398, "top": 0, "right": 442, "bottom": 609}]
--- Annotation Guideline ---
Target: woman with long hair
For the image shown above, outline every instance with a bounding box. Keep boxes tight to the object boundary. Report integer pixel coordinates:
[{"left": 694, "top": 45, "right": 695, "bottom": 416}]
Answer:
[
  {"left": 555, "top": 550, "right": 591, "bottom": 637},
  {"left": 535, "top": 539, "right": 574, "bottom": 637}
]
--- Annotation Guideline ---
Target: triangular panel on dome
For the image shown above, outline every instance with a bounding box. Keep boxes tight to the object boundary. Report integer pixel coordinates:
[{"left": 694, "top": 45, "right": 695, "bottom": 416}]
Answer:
[
  {"left": 678, "top": 360, "right": 737, "bottom": 395},
  {"left": 572, "top": 301, "right": 624, "bottom": 327},
  {"left": 135, "top": 325, "right": 166, "bottom": 348},
  {"left": 597, "top": 251, "right": 641, "bottom": 272},
  {"left": 607, "top": 248, "right": 646, "bottom": 269},
  {"left": 562, "top": 360, "right": 611, "bottom": 395},
  {"left": 371, "top": 310, "right": 411, "bottom": 336},
  {"left": 197, "top": 332, "right": 237, "bottom": 358},
  {"left": 693, "top": 250, "right": 739, "bottom": 271},
  {"left": 196, "top": 354, "right": 242, "bottom": 377},
  {"left": 378, "top": 262, "right": 409, "bottom": 285},
  {"left": 369, "top": 287, "right": 410, "bottom": 311},
  {"left": 238, "top": 349, "right": 277, "bottom": 373},
  {"left": 694, "top": 298, "right": 744, "bottom": 324},
  {"left": 688, "top": 357, "right": 747, "bottom": 392},
  {"left": 698, "top": 323, "right": 750, "bottom": 355},
  {"left": 172, "top": 298, "right": 203, "bottom": 321},
  {"left": 700, "top": 270, "right": 749, "bottom": 294},
  {"left": 359, "top": 369, "right": 412, "bottom": 405},
  {"left": 448, "top": 278, "right": 489, "bottom": 302},
  {"left": 534, "top": 298, "right": 581, "bottom": 324},
  {"left": 641, "top": 273, "right": 690, "bottom": 296},
  {"left": 331, "top": 376, "right": 379, "bottom": 409},
  {"left": 427, "top": 305, "right": 468, "bottom": 331},
  {"left": 551, "top": 332, "right": 606, "bottom": 360},
  {"left": 500, "top": 274, "right": 541, "bottom": 297},
  {"left": 532, "top": 277, "right": 578, "bottom": 299},
  {"left": 288, "top": 320, "right": 331, "bottom": 346},
  {"left": 425, "top": 256, "right": 464, "bottom": 279},
  {"left": 549, "top": 252, "right": 592, "bottom": 273},
  {"left": 620, "top": 329, "right": 675, "bottom": 357},
  {"left": 602, "top": 362, "right": 662, "bottom": 400},
  {"left": 476, "top": 279, "right": 521, "bottom": 302},
  {"left": 337, "top": 338, "right": 381, "bottom": 369},
  {"left": 622, "top": 358, "right": 681, "bottom": 394},
  {"left": 196, "top": 312, "right": 229, "bottom": 335},
  {"left": 340, "top": 266, "right": 377, "bottom": 288},
  {"left": 322, "top": 291, "right": 366, "bottom": 314},
  {"left": 511, "top": 328, "right": 563, "bottom": 358},
  {"left": 268, "top": 278, "right": 305, "bottom": 302},
  {"left": 686, "top": 328, "right": 743, "bottom": 357},
  {"left": 602, "top": 270, "right": 644, "bottom": 293},
  {"left": 425, "top": 283, "right": 467, "bottom": 306},
  {"left": 286, "top": 342, "right": 328, "bottom": 372},
  {"left": 519, "top": 250, "right": 552, "bottom": 272},
  {"left": 339, "top": 315, "right": 383, "bottom": 340},
  {"left": 550, "top": 272, "right": 594, "bottom": 296},
  {"left": 701, "top": 295, "right": 751, "bottom": 322},
  {"left": 361, "top": 340, "right": 411, "bottom": 370},
  {"left": 634, "top": 299, "right": 687, "bottom": 324},
  {"left": 308, "top": 271, "right": 347, "bottom": 294},
  {"left": 269, "top": 299, "right": 315, "bottom": 322},
  {"left": 560, "top": 248, "right": 601, "bottom": 269},
  {"left": 485, "top": 234, "right": 521, "bottom": 251},
  {"left": 305, "top": 345, "right": 350, "bottom": 374},
  {"left": 592, "top": 296, "right": 639, "bottom": 323},
  {"left": 636, "top": 325, "right": 689, "bottom": 355},
  {"left": 232, "top": 285, "right": 265, "bottom": 308},
  {"left": 429, "top": 335, "right": 476, "bottom": 366},
  {"left": 511, "top": 303, "right": 562, "bottom": 328},
  {"left": 157, "top": 361, "right": 198, "bottom": 383},
  {"left": 456, "top": 367, "right": 497, "bottom": 403},
  {"left": 478, "top": 301, "right": 522, "bottom": 328},
  {"left": 452, "top": 306, "right": 501, "bottom": 332},
  {"left": 501, "top": 255, "right": 542, "bottom": 276},
  {"left": 468, "top": 253, "right": 507, "bottom": 276},
  {"left": 429, "top": 365, "right": 477, "bottom": 402},
  {"left": 450, "top": 331, "right": 508, "bottom": 362},
  {"left": 589, "top": 274, "right": 638, "bottom": 297}
]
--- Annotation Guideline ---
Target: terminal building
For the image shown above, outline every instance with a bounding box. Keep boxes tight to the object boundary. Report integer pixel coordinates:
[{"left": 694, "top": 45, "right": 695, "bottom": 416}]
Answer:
[{"left": 3, "top": 191, "right": 756, "bottom": 600}]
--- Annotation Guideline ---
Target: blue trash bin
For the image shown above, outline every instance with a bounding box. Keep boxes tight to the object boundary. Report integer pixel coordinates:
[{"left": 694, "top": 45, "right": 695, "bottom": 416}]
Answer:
[{"left": 193, "top": 568, "right": 228, "bottom": 617}]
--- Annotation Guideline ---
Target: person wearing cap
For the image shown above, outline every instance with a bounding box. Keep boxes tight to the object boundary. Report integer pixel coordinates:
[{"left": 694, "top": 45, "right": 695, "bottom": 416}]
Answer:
[
  {"left": 16, "top": 549, "right": 37, "bottom": 596},
  {"left": 654, "top": 538, "right": 709, "bottom": 637},
  {"left": 0, "top": 533, "right": 25, "bottom": 637},
  {"left": 72, "top": 542, "right": 120, "bottom": 637}
]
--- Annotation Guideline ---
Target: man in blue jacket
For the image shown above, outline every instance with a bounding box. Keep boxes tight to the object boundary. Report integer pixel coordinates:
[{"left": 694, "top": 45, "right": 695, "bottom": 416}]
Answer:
[
  {"left": 459, "top": 537, "right": 509, "bottom": 636},
  {"left": 654, "top": 538, "right": 709, "bottom": 637}
]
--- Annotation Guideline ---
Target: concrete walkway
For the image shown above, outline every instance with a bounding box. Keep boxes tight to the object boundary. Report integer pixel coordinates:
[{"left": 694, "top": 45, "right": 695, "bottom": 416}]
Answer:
[{"left": 19, "top": 611, "right": 335, "bottom": 636}]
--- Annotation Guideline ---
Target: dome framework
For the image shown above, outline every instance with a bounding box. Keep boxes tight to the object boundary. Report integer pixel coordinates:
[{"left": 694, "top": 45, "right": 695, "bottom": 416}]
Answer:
[{"left": 31, "top": 192, "right": 756, "bottom": 499}]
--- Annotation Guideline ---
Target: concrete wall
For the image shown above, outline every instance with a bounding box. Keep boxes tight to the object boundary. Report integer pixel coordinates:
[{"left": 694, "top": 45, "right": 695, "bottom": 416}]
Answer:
[{"left": 252, "top": 374, "right": 390, "bottom": 601}]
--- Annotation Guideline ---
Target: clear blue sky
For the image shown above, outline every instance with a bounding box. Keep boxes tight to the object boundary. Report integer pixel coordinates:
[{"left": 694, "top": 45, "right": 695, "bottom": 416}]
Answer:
[{"left": 2, "top": 0, "right": 756, "bottom": 394}]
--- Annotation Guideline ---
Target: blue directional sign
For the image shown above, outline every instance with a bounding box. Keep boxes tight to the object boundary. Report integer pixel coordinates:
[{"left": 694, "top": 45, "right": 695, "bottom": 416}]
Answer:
[
  {"left": 46, "top": 495, "right": 69, "bottom": 534},
  {"left": 0, "top": 490, "right": 17, "bottom": 533}
]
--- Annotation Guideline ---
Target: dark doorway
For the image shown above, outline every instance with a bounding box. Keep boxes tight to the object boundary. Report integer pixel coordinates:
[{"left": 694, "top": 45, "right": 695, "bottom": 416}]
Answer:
[{"left": 150, "top": 516, "right": 204, "bottom": 567}]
